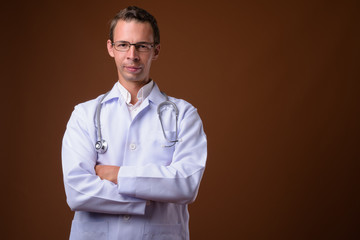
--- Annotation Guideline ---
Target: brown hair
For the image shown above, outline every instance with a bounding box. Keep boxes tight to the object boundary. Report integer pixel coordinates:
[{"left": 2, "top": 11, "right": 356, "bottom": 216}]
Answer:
[{"left": 109, "top": 6, "right": 160, "bottom": 44}]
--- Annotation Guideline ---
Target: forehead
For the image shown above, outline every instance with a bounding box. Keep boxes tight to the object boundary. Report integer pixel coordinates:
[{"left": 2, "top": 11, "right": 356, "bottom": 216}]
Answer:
[{"left": 113, "top": 20, "right": 154, "bottom": 42}]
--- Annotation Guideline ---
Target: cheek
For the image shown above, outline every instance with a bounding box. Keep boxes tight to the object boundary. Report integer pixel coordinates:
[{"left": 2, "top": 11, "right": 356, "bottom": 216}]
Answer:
[
  {"left": 144, "top": 57, "right": 154, "bottom": 69},
  {"left": 114, "top": 55, "right": 125, "bottom": 67}
]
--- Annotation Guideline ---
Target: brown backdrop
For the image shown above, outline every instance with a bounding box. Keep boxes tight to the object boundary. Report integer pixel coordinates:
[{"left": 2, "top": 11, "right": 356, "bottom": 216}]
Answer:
[{"left": 1, "top": 0, "right": 359, "bottom": 239}]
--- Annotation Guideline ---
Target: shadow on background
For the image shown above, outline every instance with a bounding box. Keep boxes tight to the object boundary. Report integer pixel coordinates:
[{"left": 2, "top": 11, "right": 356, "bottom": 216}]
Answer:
[{"left": 1, "top": 0, "right": 359, "bottom": 239}]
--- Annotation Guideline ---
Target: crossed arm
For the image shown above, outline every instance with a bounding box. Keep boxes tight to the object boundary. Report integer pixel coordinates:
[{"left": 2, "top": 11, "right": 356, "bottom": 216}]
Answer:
[
  {"left": 63, "top": 104, "right": 207, "bottom": 212},
  {"left": 95, "top": 165, "right": 119, "bottom": 184}
]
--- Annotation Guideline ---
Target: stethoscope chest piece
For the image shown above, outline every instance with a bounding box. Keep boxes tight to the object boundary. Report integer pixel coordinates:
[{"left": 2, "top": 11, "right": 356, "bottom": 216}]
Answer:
[{"left": 95, "top": 139, "right": 108, "bottom": 154}]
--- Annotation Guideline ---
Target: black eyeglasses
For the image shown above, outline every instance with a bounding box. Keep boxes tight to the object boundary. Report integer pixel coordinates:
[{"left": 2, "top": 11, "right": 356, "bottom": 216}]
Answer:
[{"left": 112, "top": 41, "right": 155, "bottom": 52}]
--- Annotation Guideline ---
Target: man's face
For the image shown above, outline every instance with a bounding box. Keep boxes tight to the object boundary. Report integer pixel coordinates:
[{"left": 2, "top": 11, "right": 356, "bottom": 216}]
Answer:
[{"left": 107, "top": 20, "right": 160, "bottom": 86}]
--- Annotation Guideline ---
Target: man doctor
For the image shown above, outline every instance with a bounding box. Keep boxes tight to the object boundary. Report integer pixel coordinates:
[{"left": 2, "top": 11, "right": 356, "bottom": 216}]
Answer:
[{"left": 61, "top": 6, "right": 207, "bottom": 240}]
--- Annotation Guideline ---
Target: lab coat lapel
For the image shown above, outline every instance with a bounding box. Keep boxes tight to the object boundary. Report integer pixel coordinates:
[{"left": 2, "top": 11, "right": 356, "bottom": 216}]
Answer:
[
  {"left": 148, "top": 83, "right": 167, "bottom": 106},
  {"left": 135, "top": 82, "right": 167, "bottom": 116},
  {"left": 136, "top": 98, "right": 150, "bottom": 116},
  {"left": 118, "top": 98, "right": 132, "bottom": 126}
]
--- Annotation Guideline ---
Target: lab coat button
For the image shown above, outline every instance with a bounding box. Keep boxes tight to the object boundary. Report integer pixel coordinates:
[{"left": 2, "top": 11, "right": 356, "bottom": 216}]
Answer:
[
  {"left": 129, "top": 143, "right": 136, "bottom": 150},
  {"left": 123, "top": 215, "right": 131, "bottom": 221}
]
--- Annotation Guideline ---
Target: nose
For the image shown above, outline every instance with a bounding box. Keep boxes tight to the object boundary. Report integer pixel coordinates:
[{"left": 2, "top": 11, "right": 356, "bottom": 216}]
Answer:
[{"left": 126, "top": 45, "right": 139, "bottom": 61}]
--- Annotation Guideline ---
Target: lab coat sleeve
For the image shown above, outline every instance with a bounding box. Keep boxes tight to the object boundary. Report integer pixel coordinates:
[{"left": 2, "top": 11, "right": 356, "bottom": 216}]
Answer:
[
  {"left": 62, "top": 105, "right": 146, "bottom": 215},
  {"left": 117, "top": 106, "right": 207, "bottom": 204}
]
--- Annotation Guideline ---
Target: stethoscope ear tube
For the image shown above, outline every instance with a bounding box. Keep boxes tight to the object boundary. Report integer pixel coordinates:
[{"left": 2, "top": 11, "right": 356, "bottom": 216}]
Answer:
[
  {"left": 157, "top": 96, "right": 180, "bottom": 147},
  {"left": 157, "top": 92, "right": 179, "bottom": 116},
  {"left": 157, "top": 100, "right": 179, "bottom": 116}
]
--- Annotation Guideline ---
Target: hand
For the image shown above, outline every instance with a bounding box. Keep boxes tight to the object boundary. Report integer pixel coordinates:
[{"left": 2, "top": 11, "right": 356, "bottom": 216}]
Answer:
[{"left": 95, "top": 165, "right": 120, "bottom": 184}]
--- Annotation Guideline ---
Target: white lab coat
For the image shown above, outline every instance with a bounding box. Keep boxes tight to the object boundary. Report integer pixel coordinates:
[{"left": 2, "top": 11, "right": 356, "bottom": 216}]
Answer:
[{"left": 62, "top": 82, "right": 207, "bottom": 240}]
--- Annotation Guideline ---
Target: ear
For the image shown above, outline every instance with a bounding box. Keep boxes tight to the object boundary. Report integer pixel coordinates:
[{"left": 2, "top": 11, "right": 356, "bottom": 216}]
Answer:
[
  {"left": 152, "top": 44, "right": 161, "bottom": 60},
  {"left": 107, "top": 40, "right": 115, "bottom": 57}
]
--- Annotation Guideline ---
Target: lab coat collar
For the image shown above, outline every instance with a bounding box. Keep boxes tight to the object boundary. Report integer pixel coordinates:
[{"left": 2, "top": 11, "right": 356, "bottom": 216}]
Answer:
[
  {"left": 100, "top": 81, "right": 167, "bottom": 106},
  {"left": 148, "top": 82, "right": 168, "bottom": 106},
  {"left": 117, "top": 81, "right": 154, "bottom": 106},
  {"left": 100, "top": 82, "right": 122, "bottom": 104}
]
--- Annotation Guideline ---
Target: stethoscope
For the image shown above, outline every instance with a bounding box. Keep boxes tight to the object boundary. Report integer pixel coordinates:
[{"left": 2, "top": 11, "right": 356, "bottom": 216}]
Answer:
[{"left": 95, "top": 91, "right": 180, "bottom": 154}]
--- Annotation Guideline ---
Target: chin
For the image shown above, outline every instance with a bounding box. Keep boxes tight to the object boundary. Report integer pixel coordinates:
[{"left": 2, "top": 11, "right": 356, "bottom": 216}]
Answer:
[
  {"left": 125, "top": 78, "right": 145, "bottom": 83},
  {"left": 124, "top": 75, "right": 149, "bottom": 83}
]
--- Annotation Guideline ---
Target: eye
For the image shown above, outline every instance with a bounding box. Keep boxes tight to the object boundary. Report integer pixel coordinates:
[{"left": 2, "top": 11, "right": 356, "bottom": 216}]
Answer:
[
  {"left": 137, "top": 44, "right": 148, "bottom": 49},
  {"left": 114, "top": 42, "right": 130, "bottom": 50},
  {"left": 116, "top": 43, "right": 128, "bottom": 48}
]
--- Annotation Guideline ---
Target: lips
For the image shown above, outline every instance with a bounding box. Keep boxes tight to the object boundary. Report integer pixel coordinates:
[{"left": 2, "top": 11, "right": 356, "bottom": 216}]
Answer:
[{"left": 124, "top": 65, "right": 142, "bottom": 73}]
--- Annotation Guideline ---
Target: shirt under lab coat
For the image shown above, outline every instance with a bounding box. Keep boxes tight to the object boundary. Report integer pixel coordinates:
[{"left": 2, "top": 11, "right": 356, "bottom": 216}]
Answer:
[{"left": 62, "top": 82, "right": 207, "bottom": 240}]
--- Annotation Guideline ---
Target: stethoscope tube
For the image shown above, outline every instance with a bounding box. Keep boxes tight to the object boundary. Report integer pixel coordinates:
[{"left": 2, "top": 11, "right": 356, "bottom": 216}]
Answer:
[
  {"left": 94, "top": 91, "right": 179, "bottom": 154},
  {"left": 95, "top": 91, "right": 110, "bottom": 154},
  {"left": 157, "top": 93, "right": 179, "bottom": 147}
]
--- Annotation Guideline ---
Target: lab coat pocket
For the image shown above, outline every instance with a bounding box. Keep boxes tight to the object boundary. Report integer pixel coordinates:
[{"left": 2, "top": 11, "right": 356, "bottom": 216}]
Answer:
[
  {"left": 147, "top": 130, "right": 176, "bottom": 165},
  {"left": 70, "top": 220, "right": 108, "bottom": 240},
  {"left": 158, "top": 130, "right": 177, "bottom": 148},
  {"left": 143, "top": 223, "right": 185, "bottom": 240}
]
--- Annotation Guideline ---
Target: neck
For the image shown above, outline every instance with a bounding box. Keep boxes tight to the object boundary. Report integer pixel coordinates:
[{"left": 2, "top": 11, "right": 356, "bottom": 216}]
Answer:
[{"left": 118, "top": 78, "right": 150, "bottom": 104}]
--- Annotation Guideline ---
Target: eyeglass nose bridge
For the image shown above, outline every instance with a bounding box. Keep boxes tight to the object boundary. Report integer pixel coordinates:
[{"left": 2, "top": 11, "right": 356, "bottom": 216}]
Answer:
[
  {"left": 127, "top": 43, "right": 138, "bottom": 51},
  {"left": 127, "top": 43, "right": 149, "bottom": 52}
]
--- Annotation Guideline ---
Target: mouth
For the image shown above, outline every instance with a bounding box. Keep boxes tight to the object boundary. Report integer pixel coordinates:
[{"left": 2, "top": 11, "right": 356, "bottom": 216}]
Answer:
[{"left": 124, "top": 65, "right": 142, "bottom": 73}]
